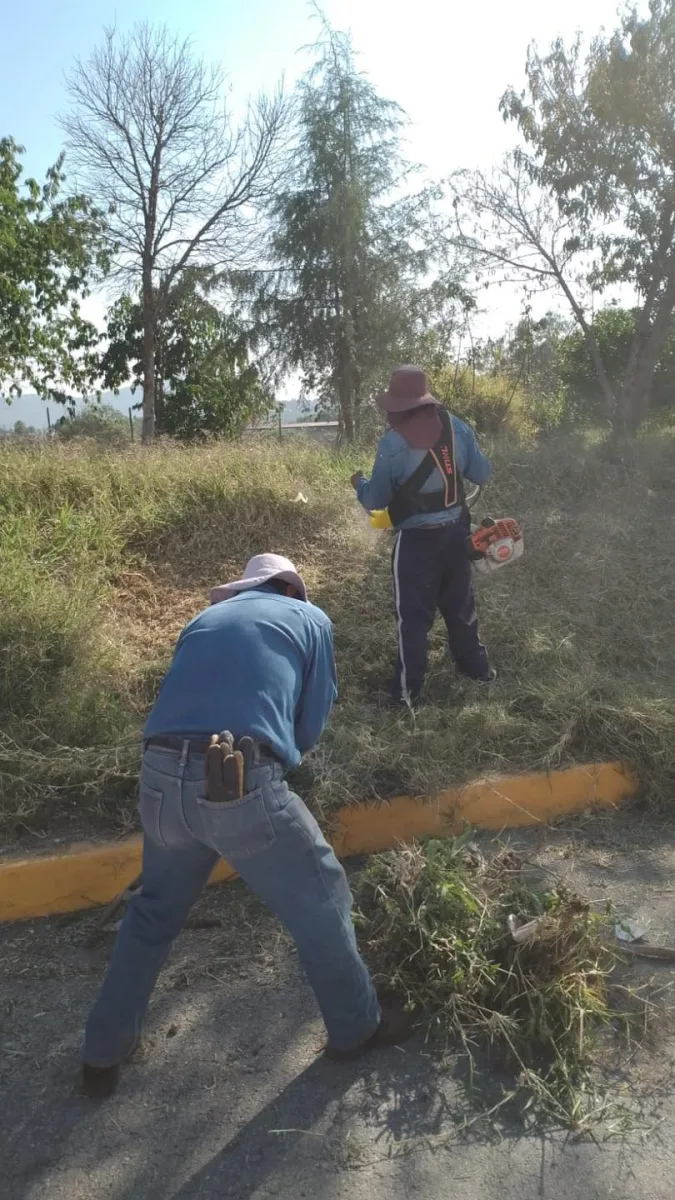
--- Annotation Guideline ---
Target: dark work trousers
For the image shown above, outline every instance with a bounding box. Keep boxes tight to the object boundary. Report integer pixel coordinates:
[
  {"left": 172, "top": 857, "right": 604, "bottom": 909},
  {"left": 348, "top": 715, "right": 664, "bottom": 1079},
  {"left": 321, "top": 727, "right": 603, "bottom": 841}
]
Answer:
[{"left": 391, "top": 520, "right": 489, "bottom": 701}]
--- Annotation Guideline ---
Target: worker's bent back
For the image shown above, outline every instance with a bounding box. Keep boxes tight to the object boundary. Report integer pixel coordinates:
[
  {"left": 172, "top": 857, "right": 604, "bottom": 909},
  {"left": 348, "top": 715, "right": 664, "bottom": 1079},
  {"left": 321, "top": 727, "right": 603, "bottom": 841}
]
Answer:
[{"left": 142, "top": 586, "right": 337, "bottom": 768}]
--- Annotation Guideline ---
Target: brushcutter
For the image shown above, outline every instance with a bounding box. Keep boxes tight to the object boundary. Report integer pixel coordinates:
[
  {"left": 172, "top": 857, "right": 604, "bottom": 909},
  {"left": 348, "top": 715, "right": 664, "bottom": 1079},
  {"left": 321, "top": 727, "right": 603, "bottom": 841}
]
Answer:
[{"left": 367, "top": 485, "right": 524, "bottom": 577}]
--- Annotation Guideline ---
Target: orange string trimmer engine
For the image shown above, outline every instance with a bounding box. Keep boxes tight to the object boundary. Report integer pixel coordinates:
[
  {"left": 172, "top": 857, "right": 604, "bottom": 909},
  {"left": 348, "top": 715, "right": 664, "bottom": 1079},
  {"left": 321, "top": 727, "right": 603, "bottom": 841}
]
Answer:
[{"left": 467, "top": 517, "right": 524, "bottom": 575}]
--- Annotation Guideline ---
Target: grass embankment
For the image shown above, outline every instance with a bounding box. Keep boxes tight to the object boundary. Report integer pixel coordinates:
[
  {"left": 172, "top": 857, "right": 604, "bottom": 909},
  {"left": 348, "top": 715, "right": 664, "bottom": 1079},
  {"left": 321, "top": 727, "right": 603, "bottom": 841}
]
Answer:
[{"left": 1, "top": 430, "right": 674, "bottom": 841}]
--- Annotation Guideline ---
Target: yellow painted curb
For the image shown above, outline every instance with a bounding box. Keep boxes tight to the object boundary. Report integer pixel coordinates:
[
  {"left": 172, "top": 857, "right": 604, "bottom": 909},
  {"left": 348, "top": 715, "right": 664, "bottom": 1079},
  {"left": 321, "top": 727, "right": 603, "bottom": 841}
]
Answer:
[{"left": 0, "top": 762, "right": 635, "bottom": 922}]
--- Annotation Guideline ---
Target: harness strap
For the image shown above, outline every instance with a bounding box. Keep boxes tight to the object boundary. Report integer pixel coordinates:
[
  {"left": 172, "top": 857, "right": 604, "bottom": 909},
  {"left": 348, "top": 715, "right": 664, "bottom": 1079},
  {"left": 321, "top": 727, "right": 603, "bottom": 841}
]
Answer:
[{"left": 387, "top": 409, "right": 464, "bottom": 527}]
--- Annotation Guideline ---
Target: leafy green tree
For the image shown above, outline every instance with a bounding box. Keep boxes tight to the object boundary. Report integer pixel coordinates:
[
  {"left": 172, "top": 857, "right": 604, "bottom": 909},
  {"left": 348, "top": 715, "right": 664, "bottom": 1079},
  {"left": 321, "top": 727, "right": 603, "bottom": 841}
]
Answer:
[
  {"left": 558, "top": 306, "right": 675, "bottom": 423},
  {"left": 249, "top": 19, "right": 466, "bottom": 442},
  {"left": 0, "top": 138, "right": 106, "bottom": 404},
  {"left": 102, "top": 271, "right": 274, "bottom": 440},
  {"left": 505, "top": 0, "right": 675, "bottom": 430},
  {"left": 451, "top": 0, "right": 675, "bottom": 431},
  {"left": 62, "top": 24, "right": 288, "bottom": 443}
]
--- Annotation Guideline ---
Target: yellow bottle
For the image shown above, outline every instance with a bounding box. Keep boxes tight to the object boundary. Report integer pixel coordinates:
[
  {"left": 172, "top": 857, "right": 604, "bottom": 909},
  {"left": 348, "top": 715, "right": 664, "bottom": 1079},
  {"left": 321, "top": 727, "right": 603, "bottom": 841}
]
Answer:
[{"left": 368, "top": 509, "right": 393, "bottom": 530}]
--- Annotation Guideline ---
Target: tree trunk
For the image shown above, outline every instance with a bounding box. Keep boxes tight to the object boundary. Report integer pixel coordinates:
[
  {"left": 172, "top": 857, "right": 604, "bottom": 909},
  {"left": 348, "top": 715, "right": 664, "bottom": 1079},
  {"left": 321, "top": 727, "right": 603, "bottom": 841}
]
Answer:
[
  {"left": 616, "top": 338, "right": 653, "bottom": 434},
  {"left": 564, "top": 294, "right": 617, "bottom": 421},
  {"left": 334, "top": 306, "right": 356, "bottom": 441},
  {"left": 618, "top": 345, "right": 662, "bottom": 433},
  {"left": 154, "top": 378, "right": 165, "bottom": 436},
  {"left": 339, "top": 378, "right": 355, "bottom": 442},
  {"left": 588, "top": 341, "right": 619, "bottom": 424},
  {"left": 154, "top": 324, "right": 166, "bottom": 436},
  {"left": 141, "top": 281, "right": 156, "bottom": 444},
  {"left": 336, "top": 344, "right": 357, "bottom": 443},
  {"left": 616, "top": 275, "right": 675, "bottom": 433},
  {"left": 550, "top": 270, "right": 618, "bottom": 421},
  {"left": 353, "top": 390, "right": 362, "bottom": 441}
]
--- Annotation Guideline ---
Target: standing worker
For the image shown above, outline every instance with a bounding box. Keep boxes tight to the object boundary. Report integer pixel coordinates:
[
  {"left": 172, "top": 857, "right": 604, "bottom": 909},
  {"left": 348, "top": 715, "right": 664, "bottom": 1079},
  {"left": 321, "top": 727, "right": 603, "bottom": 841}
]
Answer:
[
  {"left": 82, "top": 554, "right": 411, "bottom": 1099},
  {"left": 351, "top": 366, "right": 495, "bottom": 707}
]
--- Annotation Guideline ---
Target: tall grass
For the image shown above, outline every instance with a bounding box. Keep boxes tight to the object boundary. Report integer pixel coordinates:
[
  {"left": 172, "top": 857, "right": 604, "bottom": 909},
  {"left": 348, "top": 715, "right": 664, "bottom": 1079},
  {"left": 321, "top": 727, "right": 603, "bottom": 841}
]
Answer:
[{"left": 1, "top": 430, "right": 674, "bottom": 837}]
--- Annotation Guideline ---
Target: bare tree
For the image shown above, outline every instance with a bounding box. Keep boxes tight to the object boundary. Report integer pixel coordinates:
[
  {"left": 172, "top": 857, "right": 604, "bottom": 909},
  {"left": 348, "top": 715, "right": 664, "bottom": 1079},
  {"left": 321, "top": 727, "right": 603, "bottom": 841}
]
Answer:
[
  {"left": 447, "top": 155, "right": 618, "bottom": 422},
  {"left": 61, "top": 23, "right": 289, "bottom": 441}
]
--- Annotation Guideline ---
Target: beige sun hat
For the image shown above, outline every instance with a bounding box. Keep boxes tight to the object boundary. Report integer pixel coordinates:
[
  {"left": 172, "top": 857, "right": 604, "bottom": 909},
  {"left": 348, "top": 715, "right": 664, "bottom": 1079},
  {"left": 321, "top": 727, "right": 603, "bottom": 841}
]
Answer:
[{"left": 209, "top": 553, "right": 308, "bottom": 605}]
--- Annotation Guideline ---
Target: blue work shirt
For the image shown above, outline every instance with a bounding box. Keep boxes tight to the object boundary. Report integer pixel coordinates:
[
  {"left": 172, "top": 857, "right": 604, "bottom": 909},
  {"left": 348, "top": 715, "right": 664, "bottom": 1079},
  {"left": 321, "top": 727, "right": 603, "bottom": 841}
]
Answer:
[
  {"left": 143, "top": 585, "right": 337, "bottom": 768},
  {"left": 356, "top": 413, "right": 491, "bottom": 529}
]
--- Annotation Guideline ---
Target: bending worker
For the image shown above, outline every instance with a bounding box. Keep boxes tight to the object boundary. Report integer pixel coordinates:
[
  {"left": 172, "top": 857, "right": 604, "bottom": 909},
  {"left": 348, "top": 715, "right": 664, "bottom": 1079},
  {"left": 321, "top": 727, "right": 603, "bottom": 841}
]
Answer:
[
  {"left": 352, "top": 366, "right": 494, "bottom": 707},
  {"left": 82, "top": 553, "right": 411, "bottom": 1099}
]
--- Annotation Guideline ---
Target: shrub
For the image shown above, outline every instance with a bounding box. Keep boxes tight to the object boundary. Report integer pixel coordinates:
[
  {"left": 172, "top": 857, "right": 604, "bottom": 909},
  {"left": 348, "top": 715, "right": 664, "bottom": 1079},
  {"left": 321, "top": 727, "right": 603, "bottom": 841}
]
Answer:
[
  {"left": 428, "top": 365, "right": 537, "bottom": 438},
  {"left": 54, "top": 403, "right": 131, "bottom": 448}
]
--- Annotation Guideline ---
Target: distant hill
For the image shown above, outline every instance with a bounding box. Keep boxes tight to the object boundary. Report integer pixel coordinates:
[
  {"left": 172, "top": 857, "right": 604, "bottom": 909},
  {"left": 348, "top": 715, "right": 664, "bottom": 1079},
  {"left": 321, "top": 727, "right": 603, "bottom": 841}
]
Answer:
[
  {"left": 0, "top": 390, "right": 136, "bottom": 430},
  {"left": 0, "top": 391, "right": 309, "bottom": 430}
]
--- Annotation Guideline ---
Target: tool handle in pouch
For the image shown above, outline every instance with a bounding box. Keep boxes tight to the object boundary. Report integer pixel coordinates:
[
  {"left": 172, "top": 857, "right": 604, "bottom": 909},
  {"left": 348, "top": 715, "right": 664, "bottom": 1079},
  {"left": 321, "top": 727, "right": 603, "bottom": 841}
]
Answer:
[{"left": 206, "top": 733, "right": 245, "bottom": 802}]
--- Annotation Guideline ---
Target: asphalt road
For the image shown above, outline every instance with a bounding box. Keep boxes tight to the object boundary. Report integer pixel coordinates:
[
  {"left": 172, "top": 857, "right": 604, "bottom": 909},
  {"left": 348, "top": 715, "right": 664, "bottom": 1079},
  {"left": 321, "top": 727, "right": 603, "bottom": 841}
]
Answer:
[{"left": 3, "top": 813, "right": 675, "bottom": 1200}]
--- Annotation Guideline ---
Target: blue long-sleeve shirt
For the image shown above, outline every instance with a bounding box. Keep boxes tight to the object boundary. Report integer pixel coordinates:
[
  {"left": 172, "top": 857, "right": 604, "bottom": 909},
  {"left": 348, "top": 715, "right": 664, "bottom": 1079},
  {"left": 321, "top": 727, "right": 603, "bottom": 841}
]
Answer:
[
  {"left": 356, "top": 414, "right": 491, "bottom": 530},
  {"left": 143, "top": 585, "right": 337, "bottom": 767}
]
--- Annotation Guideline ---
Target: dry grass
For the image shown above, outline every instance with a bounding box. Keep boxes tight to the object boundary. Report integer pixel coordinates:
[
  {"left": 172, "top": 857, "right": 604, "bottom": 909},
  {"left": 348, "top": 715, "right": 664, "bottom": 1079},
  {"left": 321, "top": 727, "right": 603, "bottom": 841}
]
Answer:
[{"left": 1, "top": 429, "right": 674, "bottom": 840}]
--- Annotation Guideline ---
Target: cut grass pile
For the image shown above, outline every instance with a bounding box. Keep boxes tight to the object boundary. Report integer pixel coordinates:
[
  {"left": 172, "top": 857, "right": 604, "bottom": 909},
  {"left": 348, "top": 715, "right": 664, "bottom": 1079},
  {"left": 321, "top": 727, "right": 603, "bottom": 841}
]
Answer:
[
  {"left": 355, "top": 834, "right": 650, "bottom": 1131},
  {"left": 1, "top": 429, "right": 674, "bottom": 839}
]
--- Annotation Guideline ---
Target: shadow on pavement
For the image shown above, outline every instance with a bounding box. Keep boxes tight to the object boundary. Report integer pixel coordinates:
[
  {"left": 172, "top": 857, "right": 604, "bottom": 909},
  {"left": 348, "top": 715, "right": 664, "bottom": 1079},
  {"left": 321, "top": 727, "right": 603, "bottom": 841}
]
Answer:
[{"left": 4, "top": 824, "right": 675, "bottom": 1200}]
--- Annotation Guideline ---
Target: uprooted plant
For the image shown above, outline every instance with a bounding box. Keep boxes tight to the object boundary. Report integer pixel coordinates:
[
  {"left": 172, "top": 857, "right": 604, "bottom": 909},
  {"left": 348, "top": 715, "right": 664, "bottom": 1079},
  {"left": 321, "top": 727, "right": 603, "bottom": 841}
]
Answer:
[{"left": 355, "top": 833, "right": 653, "bottom": 1131}]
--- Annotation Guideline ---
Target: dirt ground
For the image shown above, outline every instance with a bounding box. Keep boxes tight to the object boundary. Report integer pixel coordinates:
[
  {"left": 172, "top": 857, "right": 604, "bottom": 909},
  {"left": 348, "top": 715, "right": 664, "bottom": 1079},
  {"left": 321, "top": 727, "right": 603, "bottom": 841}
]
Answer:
[{"left": 2, "top": 810, "right": 675, "bottom": 1200}]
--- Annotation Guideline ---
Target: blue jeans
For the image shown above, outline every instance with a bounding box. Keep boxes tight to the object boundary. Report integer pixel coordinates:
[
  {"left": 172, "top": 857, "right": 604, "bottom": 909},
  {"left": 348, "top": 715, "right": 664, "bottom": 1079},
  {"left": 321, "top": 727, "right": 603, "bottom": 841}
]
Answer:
[{"left": 84, "top": 743, "right": 380, "bottom": 1065}]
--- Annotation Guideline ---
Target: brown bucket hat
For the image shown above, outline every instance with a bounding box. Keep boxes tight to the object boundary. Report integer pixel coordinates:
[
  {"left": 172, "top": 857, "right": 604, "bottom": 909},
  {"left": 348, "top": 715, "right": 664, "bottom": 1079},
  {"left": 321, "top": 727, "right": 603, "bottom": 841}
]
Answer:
[{"left": 376, "top": 365, "right": 437, "bottom": 414}]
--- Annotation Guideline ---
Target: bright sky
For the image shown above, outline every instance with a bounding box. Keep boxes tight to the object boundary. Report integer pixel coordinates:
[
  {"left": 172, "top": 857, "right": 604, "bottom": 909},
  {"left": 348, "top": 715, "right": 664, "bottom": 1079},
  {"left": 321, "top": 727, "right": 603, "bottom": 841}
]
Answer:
[
  {"left": 3, "top": 0, "right": 627, "bottom": 182},
  {"left": 1, "top": 0, "right": 634, "bottom": 361}
]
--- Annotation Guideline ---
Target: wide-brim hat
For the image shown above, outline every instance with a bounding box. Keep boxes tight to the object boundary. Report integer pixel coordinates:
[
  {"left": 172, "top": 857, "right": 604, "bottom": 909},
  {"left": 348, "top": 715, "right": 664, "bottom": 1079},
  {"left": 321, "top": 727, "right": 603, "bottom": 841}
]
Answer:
[
  {"left": 210, "top": 553, "right": 308, "bottom": 605},
  {"left": 376, "top": 365, "right": 437, "bottom": 414}
]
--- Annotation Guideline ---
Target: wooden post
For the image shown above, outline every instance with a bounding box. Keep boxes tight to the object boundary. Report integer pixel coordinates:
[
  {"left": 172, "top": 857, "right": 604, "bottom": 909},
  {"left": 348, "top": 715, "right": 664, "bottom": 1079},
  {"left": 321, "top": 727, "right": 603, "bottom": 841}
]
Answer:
[
  {"left": 46, "top": 407, "right": 51, "bottom": 432},
  {"left": 278, "top": 410, "right": 283, "bottom": 443},
  {"left": 128, "top": 408, "right": 134, "bottom": 442}
]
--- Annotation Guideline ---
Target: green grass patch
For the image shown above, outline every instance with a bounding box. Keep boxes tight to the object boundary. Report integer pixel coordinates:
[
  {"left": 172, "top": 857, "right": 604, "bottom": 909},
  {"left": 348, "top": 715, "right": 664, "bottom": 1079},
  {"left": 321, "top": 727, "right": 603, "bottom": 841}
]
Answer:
[{"left": 1, "top": 430, "right": 674, "bottom": 838}]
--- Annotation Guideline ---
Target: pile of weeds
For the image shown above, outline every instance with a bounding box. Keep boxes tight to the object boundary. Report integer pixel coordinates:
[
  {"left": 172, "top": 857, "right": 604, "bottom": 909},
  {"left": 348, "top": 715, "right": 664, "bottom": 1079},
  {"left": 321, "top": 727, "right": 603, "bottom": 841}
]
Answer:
[{"left": 356, "top": 833, "right": 651, "bottom": 1131}]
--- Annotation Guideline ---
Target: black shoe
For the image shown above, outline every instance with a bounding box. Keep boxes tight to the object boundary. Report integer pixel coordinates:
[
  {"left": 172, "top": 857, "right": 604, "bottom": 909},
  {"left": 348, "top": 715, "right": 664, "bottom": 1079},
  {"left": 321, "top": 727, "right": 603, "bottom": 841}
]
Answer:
[
  {"left": 324, "top": 1001, "right": 415, "bottom": 1062},
  {"left": 476, "top": 667, "right": 497, "bottom": 684},
  {"left": 457, "top": 664, "right": 497, "bottom": 684},
  {"left": 81, "top": 1037, "right": 140, "bottom": 1100},
  {"left": 81, "top": 1062, "right": 121, "bottom": 1100}
]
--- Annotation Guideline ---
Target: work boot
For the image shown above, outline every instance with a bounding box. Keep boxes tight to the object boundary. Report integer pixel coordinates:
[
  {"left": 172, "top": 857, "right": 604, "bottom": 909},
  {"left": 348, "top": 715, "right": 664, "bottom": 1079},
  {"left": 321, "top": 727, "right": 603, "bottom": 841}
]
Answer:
[
  {"left": 81, "top": 1038, "right": 140, "bottom": 1100},
  {"left": 456, "top": 663, "right": 497, "bottom": 684},
  {"left": 324, "top": 1000, "right": 415, "bottom": 1063}
]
